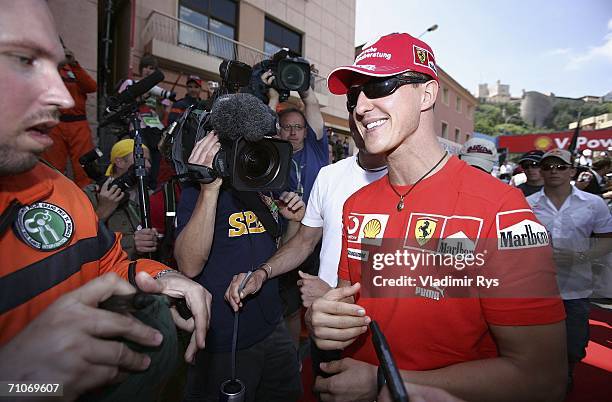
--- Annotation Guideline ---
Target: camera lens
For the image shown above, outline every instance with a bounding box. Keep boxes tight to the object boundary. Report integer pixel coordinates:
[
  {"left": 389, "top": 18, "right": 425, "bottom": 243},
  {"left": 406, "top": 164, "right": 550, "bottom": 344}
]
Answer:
[
  {"left": 279, "top": 64, "right": 306, "bottom": 91},
  {"left": 237, "top": 142, "right": 280, "bottom": 186}
]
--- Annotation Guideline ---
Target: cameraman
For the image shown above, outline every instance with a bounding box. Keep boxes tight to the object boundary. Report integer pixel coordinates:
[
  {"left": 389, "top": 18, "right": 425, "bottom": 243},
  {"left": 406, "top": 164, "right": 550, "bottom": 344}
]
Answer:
[
  {"left": 174, "top": 133, "right": 304, "bottom": 401},
  {"left": 262, "top": 69, "right": 328, "bottom": 345},
  {"left": 84, "top": 139, "right": 160, "bottom": 259},
  {"left": 262, "top": 70, "right": 327, "bottom": 204}
]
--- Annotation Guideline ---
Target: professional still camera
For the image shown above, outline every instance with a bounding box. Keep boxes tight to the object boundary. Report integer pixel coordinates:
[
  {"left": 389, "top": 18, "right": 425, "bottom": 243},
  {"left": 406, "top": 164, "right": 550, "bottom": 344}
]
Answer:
[
  {"left": 79, "top": 147, "right": 138, "bottom": 193},
  {"left": 249, "top": 48, "right": 311, "bottom": 103},
  {"left": 170, "top": 60, "right": 292, "bottom": 192}
]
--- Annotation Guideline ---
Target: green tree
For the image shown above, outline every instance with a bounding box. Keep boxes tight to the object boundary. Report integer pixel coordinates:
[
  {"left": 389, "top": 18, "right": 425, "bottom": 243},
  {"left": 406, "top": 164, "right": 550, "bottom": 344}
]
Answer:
[{"left": 493, "top": 123, "right": 529, "bottom": 136}]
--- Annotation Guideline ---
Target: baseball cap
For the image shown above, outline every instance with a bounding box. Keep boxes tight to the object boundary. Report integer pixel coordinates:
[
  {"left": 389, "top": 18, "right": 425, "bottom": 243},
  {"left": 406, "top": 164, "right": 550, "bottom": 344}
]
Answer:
[
  {"left": 541, "top": 148, "right": 572, "bottom": 165},
  {"left": 327, "top": 32, "right": 438, "bottom": 95},
  {"left": 459, "top": 138, "right": 498, "bottom": 173},
  {"left": 186, "top": 75, "right": 202, "bottom": 87},
  {"left": 518, "top": 150, "right": 544, "bottom": 164}
]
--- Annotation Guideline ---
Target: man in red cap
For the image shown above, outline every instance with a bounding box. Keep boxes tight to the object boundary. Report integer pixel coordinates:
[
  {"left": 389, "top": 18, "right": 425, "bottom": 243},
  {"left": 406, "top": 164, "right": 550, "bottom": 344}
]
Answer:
[
  {"left": 307, "top": 33, "right": 567, "bottom": 401},
  {"left": 168, "top": 75, "right": 211, "bottom": 125}
]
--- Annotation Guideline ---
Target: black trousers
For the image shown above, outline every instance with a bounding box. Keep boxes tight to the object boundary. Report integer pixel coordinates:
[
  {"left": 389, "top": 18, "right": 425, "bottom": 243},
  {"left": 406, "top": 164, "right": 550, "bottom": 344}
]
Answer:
[{"left": 183, "top": 322, "right": 302, "bottom": 402}]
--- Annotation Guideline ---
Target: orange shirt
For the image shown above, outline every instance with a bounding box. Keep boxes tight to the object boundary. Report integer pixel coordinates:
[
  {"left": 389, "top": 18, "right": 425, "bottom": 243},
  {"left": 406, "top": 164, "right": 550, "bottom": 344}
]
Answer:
[
  {"left": 339, "top": 156, "right": 565, "bottom": 370},
  {"left": 0, "top": 163, "right": 164, "bottom": 345}
]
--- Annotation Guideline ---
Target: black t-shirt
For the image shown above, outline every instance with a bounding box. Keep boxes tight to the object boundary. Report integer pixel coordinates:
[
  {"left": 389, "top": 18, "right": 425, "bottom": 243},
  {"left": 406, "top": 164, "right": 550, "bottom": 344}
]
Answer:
[
  {"left": 517, "top": 183, "right": 543, "bottom": 197},
  {"left": 176, "top": 186, "right": 282, "bottom": 352}
]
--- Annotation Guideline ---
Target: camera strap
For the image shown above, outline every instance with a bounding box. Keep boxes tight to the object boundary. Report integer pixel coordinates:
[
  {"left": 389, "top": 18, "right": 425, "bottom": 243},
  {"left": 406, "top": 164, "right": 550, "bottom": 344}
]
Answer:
[{"left": 231, "top": 189, "right": 281, "bottom": 240}]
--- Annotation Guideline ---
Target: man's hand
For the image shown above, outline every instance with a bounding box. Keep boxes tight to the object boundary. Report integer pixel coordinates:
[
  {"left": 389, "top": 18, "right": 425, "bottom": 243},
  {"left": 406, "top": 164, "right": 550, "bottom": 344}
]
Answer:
[
  {"left": 188, "top": 132, "right": 222, "bottom": 191},
  {"left": 314, "top": 358, "right": 378, "bottom": 402},
  {"left": 95, "top": 178, "right": 124, "bottom": 221},
  {"left": 378, "top": 383, "right": 466, "bottom": 402},
  {"left": 135, "top": 271, "right": 211, "bottom": 364},
  {"left": 277, "top": 191, "right": 305, "bottom": 222},
  {"left": 552, "top": 247, "right": 575, "bottom": 267},
  {"left": 298, "top": 270, "right": 331, "bottom": 308},
  {"left": 224, "top": 270, "right": 267, "bottom": 312},
  {"left": 0, "top": 273, "right": 163, "bottom": 401},
  {"left": 306, "top": 283, "right": 370, "bottom": 350},
  {"left": 261, "top": 69, "right": 280, "bottom": 108},
  {"left": 135, "top": 228, "right": 159, "bottom": 253},
  {"left": 575, "top": 171, "right": 593, "bottom": 190}
]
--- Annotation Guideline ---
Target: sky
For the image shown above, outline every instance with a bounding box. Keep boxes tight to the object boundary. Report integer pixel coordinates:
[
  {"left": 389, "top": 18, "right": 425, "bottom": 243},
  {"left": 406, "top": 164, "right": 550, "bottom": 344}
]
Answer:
[{"left": 355, "top": 0, "right": 612, "bottom": 98}]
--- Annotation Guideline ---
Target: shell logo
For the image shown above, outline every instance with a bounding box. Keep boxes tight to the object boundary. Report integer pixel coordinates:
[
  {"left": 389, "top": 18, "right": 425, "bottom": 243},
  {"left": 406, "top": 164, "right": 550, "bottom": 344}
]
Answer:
[
  {"left": 534, "top": 136, "right": 552, "bottom": 151},
  {"left": 363, "top": 219, "right": 382, "bottom": 238}
]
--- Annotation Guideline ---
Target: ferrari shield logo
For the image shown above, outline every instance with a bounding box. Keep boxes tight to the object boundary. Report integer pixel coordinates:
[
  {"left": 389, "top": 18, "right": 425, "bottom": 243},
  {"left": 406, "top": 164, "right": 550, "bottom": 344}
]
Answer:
[
  {"left": 416, "top": 49, "right": 427, "bottom": 64},
  {"left": 415, "top": 218, "right": 436, "bottom": 246}
]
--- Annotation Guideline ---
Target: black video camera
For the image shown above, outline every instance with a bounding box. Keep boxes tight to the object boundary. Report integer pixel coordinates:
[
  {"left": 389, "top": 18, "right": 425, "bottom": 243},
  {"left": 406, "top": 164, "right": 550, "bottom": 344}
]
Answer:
[
  {"left": 173, "top": 95, "right": 291, "bottom": 192},
  {"left": 168, "top": 59, "right": 291, "bottom": 193},
  {"left": 256, "top": 48, "right": 311, "bottom": 103}
]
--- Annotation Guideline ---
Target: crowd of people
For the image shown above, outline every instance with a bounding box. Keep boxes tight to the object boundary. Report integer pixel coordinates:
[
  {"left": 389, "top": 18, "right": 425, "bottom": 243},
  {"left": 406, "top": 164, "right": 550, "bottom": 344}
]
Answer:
[{"left": 1, "top": 1, "right": 610, "bottom": 402}]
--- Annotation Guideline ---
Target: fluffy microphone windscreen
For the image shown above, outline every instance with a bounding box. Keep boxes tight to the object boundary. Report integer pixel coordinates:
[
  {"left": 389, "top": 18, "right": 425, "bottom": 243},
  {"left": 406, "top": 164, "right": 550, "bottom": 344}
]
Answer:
[{"left": 210, "top": 93, "right": 277, "bottom": 142}]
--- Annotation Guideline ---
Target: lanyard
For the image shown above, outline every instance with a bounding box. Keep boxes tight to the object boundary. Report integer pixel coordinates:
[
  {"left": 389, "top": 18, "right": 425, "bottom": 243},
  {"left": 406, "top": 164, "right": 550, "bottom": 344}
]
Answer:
[{"left": 291, "top": 159, "right": 304, "bottom": 196}]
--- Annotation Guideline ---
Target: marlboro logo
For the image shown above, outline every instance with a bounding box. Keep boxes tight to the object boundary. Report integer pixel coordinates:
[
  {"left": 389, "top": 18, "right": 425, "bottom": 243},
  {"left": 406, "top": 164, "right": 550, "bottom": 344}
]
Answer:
[{"left": 496, "top": 210, "right": 550, "bottom": 250}]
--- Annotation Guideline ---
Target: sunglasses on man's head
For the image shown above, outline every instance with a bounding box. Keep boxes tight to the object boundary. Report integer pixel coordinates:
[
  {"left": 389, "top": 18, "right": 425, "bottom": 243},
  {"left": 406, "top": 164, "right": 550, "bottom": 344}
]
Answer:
[
  {"left": 520, "top": 161, "right": 540, "bottom": 169},
  {"left": 540, "top": 163, "right": 572, "bottom": 171},
  {"left": 346, "top": 75, "right": 432, "bottom": 112}
]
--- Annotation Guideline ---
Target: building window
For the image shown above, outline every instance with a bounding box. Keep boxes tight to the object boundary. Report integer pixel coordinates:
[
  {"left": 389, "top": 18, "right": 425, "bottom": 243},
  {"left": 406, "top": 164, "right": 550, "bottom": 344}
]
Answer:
[
  {"left": 442, "top": 87, "right": 449, "bottom": 105},
  {"left": 455, "top": 96, "right": 461, "bottom": 113},
  {"left": 467, "top": 105, "right": 473, "bottom": 119},
  {"left": 264, "top": 17, "right": 302, "bottom": 55},
  {"left": 441, "top": 122, "right": 448, "bottom": 138},
  {"left": 465, "top": 133, "right": 471, "bottom": 141},
  {"left": 454, "top": 128, "right": 460, "bottom": 142},
  {"left": 179, "top": 0, "right": 237, "bottom": 60}
]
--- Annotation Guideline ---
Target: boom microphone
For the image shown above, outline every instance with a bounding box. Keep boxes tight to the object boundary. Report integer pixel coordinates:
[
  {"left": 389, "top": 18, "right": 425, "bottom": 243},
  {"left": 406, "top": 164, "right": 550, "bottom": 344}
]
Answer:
[
  {"left": 210, "top": 93, "right": 277, "bottom": 142},
  {"left": 115, "top": 69, "right": 165, "bottom": 106}
]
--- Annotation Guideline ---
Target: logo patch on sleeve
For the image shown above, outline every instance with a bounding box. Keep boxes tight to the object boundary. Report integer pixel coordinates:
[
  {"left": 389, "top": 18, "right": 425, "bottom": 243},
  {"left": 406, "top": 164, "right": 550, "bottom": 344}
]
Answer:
[
  {"left": 346, "top": 213, "right": 389, "bottom": 246},
  {"left": 496, "top": 209, "right": 550, "bottom": 249},
  {"left": 15, "top": 202, "right": 74, "bottom": 251}
]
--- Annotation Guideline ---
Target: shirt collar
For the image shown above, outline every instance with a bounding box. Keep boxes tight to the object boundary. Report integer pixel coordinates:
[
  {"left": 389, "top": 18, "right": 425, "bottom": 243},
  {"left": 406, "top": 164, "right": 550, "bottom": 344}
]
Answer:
[{"left": 535, "top": 184, "right": 590, "bottom": 206}]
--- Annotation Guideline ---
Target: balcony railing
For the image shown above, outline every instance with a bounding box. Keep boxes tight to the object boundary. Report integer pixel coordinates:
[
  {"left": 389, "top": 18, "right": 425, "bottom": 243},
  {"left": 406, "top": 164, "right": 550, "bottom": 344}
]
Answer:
[{"left": 142, "top": 10, "right": 327, "bottom": 93}]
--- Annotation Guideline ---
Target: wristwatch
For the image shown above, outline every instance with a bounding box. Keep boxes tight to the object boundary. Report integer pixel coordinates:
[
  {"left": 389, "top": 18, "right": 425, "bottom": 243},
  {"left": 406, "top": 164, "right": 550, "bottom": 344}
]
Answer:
[{"left": 154, "top": 269, "right": 179, "bottom": 280}]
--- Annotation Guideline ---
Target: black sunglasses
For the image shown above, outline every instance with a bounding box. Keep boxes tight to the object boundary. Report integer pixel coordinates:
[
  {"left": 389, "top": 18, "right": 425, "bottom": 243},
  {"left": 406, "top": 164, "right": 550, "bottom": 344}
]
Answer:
[
  {"left": 346, "top": 75, "right": 432, "bottom": 112},
  {"left": 541, "top": 163, "right": 572, "bottom": 171},
  {"left": 520, "top": 161, "right": 540, "bottom": 169}
]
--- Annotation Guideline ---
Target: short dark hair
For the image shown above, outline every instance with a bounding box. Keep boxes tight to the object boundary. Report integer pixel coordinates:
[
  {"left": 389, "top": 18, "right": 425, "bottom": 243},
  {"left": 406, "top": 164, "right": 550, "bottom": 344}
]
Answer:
[
  {"left": 278, "top": 107, "right": 306, "bottom": 124},
  {"left": 139, "top": 53, "right": 158, "bottom": 74},
  {"left": 593, "top": 157, "right": 611, "bottom": 171}
]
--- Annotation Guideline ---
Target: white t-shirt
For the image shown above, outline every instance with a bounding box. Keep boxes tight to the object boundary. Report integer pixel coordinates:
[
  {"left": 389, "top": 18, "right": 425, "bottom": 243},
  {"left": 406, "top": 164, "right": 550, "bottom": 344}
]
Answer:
[
  {"left": 527, "top": 186, "right": 612, "bottom": 299},
  {"left": 302, "top": 155, "right": 387, "bottom": 287}
]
